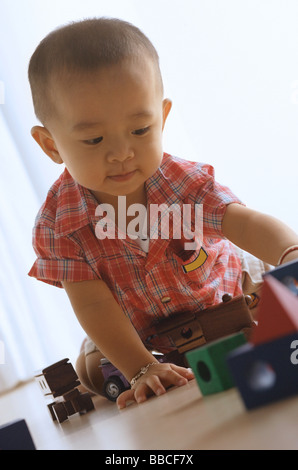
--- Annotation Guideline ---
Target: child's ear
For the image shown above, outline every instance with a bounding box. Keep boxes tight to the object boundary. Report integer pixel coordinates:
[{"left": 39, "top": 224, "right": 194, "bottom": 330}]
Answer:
[
  {"left": 31, "top": 126, "right": 63, "bottom": 164},
  {"left": 162, "top": 98, "right": 172, "bottom": 130}
]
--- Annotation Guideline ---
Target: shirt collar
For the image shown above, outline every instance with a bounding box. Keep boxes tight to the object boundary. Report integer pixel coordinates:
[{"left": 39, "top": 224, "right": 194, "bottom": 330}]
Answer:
[
  {"left": 146, "top": 153, "right": 199, "bottom": 206},
  {"left": 54, "top": 168, "right": 99, "bottom": 237},
  {"left": 54, "top": 154, "right": 196, "bottom": 237}
]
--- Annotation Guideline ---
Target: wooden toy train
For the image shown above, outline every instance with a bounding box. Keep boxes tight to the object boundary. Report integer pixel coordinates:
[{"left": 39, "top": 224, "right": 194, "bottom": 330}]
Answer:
[
  {"left": 155, "top": 292, "right": 256, "bottom": 355},
  {"left": 35, "top": 358, "right": 94, "bottom": 423}
]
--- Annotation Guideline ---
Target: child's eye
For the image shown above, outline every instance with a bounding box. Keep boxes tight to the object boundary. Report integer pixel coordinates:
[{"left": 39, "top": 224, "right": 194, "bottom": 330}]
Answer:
[
  {"left": 83, "top": 136, "right": 103, "bottom": 145},
  {"left": 132, "top": 127, "right": 150, "bottom": 136}
]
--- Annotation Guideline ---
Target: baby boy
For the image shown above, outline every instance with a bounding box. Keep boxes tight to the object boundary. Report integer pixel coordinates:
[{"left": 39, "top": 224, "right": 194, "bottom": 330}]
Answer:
[{"left": 28, "top": 18, "right": 298, "bottom": 408}]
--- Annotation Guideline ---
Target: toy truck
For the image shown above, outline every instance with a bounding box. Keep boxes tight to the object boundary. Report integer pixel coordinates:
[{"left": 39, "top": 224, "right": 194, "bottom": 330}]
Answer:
[
  {"left": 100, "top": 352, "right": 167, "bottom": 401},
  {"left": 100, "top": 358, "right": 130, "bottom": 401},
  {"left": 35, "top": 358, "right": 94, "bottom": 423}
]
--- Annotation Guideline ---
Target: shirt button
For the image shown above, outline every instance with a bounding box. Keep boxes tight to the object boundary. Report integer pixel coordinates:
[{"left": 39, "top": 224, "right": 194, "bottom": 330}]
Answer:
[{"left": 161, "top": 296, "right": 171, "bottom": 304}]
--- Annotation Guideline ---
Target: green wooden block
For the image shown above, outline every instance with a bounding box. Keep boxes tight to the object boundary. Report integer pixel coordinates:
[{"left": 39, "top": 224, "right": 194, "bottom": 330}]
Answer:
[{"left": 186, "top": 332, "right": 247, "bottom": 396}]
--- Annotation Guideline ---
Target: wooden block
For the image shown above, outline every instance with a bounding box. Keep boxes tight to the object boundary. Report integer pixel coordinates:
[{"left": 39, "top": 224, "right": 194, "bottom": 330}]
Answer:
[
  {"left": 51, "top": 402, "right": 69, "bottom": 423},
  {"left": 63, "top": 388, "right": 94, "bottom": 415},
  {"left": 265, "top": 259, "right": 298, "bottom": 296},
  {"left": 79, "top": 392, "right": 95, "bottom": 413},
  {"left": 226, "top": 332, "right": 298, "bottom": 410},
  {"left": 63, "top": 388, "right": 82, "bottom": 414},
  {"left": 48, "top": 389, "right": 95, "bottom": 422},
  {"left": 35, "top": 358, "right": 80, "bottom": 398},
  {"left": 185, "top": 332, "right": 247, "bottom": 395},
  {"left": 250, "top": 276, "right": 298, "bottom": 346},
  {"left": 0, "top": 419, "right": 36, "bottom": 450}
]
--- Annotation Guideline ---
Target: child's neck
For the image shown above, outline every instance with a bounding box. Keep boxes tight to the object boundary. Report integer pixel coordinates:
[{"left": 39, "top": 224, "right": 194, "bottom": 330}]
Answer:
[
  {"left": 91, "top": 185, "right": 147, "bottom": 231},
  {"left": 92, "top": 185, "right": 147, "bottom": 207}
]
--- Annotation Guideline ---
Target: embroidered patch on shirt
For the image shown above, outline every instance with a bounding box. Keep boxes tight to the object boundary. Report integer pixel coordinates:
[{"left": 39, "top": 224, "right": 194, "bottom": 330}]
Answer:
[{"left": 182, "top": 247, "right": 208, "bottom": 273}]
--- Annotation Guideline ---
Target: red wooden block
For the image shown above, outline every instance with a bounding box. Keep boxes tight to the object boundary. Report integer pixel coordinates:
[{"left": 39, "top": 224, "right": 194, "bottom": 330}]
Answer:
[{"left": 251, "top": 275, "right": 298, "bottom": 345}]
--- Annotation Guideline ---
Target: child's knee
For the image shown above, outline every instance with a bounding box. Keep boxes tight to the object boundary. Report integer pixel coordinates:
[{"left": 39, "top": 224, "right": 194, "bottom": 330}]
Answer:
[
  {"left": 85, "top": 351, "right": 105, "bottom": 394},
  {"left": 75, "top": 351, "right": 92, "bottom": 391},
  {"left": 75, "top": 350, "right": 103, "bottom": 395}
]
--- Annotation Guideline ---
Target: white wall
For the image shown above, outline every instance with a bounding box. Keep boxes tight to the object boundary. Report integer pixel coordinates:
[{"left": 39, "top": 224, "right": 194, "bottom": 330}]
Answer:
[{"left": 156, "top": 0, "right": 298, "bottom": 231}]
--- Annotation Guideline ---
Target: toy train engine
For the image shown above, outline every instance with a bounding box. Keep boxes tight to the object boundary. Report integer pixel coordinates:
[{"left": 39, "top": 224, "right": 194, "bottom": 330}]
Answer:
[
  {"left": 35, "top": 358, "right": 94, "bottom": 423},
  {"left": 156, "top": 294, "right": 256, "bottom": 355}
]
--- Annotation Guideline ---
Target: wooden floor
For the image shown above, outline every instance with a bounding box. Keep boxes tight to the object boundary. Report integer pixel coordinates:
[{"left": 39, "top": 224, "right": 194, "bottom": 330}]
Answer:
[{"left": 1, "top": 377, "right": 298, "bottom": 450}]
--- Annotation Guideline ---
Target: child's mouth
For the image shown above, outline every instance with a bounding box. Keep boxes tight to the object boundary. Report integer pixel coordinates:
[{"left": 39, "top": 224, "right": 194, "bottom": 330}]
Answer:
[{"left": 108, "top": 170, "right": 136, "bottom": 182}]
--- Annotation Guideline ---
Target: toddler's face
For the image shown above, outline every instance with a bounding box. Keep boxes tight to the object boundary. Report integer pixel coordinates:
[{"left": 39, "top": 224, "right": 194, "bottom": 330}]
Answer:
[{"left": 43, "top": 58, "right": 171, "bottom": 205}]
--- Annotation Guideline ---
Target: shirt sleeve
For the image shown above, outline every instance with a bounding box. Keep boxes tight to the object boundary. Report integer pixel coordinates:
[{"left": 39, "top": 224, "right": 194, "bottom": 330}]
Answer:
[
  {"left": 193, "top": 163, "right": 244, "bottom": 238},
  {"left": 28, "top": 224, "right": 100, "bottom": 288}
]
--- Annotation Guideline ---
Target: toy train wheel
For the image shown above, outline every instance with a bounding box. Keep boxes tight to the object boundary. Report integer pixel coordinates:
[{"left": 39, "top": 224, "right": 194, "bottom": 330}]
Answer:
[{"left": 103, "top": 376, "right": 126, "bottom": 401}]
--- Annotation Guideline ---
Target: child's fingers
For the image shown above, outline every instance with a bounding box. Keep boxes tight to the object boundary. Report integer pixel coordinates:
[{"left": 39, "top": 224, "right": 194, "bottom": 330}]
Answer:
[
  {"left": 133, "top": 368, "right": 189, "bottom": 401},
  {"left": 134, "top": 375, "right": 166, "bottom": 403},
  {"left": 159, "top": 368, "right": 189, "bottom": 388},
  {"left": 169, "top": 364, "right": 195, "bottom": 380},
  {"left": 117, "top": 364, "right": 194, "bottom": 409},
  {"left": 117, "top": 388, "right": 136, "bottom": 409},
  {"left": 117, "top": 379, "right": 163, "bottom": 409}
]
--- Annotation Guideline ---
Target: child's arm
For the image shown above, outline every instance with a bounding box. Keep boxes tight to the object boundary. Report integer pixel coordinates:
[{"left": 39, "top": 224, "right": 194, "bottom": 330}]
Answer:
[
  {"left": 62, "top": 279, "right": 194, "bottom": 408},
  {"left": 222, "top": 203, "right": 298, "bottom": 265}
]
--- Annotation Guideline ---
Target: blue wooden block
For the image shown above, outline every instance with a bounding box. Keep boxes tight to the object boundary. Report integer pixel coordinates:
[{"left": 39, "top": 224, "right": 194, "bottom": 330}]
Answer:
[
  {"left": 265, "top": 259, "right": 298, "bottom": 296},
  {"left": 226, "top": 332, "right": 298, "bottom": 410},
  {"left": 0, "top": 419, "right": 36, "bottom": 450}
]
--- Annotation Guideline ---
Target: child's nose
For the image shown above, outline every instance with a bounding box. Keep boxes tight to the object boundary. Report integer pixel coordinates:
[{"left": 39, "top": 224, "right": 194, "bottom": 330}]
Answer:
[{"left": 106, "top": 137, "right": 134, "bottom": 163}]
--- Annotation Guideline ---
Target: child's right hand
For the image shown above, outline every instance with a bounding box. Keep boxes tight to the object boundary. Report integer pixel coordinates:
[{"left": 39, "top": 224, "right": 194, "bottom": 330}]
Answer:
[{"left": 117, "top": 362, "right": 194, "bottom": 409}]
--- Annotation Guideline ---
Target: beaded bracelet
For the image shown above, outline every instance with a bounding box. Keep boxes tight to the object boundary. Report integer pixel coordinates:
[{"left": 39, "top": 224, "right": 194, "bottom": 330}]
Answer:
[
  {"left": 277, "top": 245, "right": 298, "bottom": 266},
  {"left": 130, "top": 362, "right": 158, "bottom": 387}
]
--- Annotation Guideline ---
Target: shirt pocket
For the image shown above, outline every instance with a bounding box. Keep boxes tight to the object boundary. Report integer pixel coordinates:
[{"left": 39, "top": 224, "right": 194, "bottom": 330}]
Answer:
[
  {"left": 170, "top": 246, "right": 211, "bottom": 287},
  {"left": 181, "top": 247, "right": 208, "bottom": 274}
]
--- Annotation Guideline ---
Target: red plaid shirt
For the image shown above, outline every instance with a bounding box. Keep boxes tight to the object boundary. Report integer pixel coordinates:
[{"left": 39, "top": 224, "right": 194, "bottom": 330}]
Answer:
[{"left": 29, "top": 154, "right": 243, "bottom": 352}]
